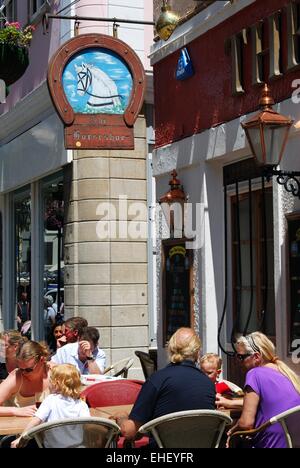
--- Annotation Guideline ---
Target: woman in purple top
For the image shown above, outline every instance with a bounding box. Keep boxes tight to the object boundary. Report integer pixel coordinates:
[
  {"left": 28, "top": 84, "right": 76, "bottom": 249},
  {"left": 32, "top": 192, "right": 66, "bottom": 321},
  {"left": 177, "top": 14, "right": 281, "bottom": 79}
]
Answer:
[{"left": 228, "top": 332, "right": 300, "bottom": 448}]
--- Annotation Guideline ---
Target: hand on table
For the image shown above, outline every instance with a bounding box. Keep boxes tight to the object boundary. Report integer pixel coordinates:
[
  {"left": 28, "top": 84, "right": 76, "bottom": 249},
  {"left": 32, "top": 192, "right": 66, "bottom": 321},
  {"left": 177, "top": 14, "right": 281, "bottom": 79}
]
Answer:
[
  {"left": 111, "top": 411, "right": 129, "bottom": 427},
  {"left": 12, "top": 405, "right": 36, "bottom": 417}
]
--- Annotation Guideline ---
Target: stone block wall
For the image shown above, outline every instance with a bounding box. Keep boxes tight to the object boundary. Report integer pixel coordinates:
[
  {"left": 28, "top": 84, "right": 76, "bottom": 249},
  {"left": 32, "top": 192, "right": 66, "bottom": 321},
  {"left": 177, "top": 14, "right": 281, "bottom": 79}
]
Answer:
[{"left": 64, "top": 114, "right": 149, "bottom": 380}]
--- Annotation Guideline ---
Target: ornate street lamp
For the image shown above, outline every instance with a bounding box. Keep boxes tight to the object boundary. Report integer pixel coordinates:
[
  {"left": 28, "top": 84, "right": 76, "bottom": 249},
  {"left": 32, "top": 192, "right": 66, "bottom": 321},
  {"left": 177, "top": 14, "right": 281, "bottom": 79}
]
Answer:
[
  {"left": 159, "top": 170, "right": 187, "bottom": 238},
  {"left": 242, "top": 84, "right": 300, "bottom": 198}
]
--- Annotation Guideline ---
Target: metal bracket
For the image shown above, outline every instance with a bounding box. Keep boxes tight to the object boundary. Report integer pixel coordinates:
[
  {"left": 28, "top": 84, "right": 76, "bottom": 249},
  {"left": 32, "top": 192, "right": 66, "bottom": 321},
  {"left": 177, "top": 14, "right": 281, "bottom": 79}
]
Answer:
[{"left": 264, "top": 167, "right": 300, "bottom": 199}]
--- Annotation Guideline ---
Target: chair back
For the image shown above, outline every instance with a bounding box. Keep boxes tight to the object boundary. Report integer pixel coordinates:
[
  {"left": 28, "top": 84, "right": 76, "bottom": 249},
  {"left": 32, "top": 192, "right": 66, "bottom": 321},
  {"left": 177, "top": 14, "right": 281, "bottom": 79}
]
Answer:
[
  {"left": 81, "top": 379, "right": 142, "bottom": 408},
  {"left": 135, "top": 351, "right": 157, "bottom": 379},
  {"left": 271, "top": 405, "right": 300, "bottom": 448},
  {"left": 138, "top": 410, "right": 232, "bottom": 448},
  {"left": 17, "top": 417, "right": 120, "bottom": 448},
  {"left": 104, "top": 357, "right": 134, "bottom": 378}
]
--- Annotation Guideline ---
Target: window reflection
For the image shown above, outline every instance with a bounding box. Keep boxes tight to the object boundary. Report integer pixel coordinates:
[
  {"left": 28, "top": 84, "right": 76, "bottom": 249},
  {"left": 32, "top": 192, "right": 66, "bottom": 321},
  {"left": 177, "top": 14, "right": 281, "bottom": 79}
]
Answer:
[
  {"left": 14, "top": 189, "right": 31, "bottom": 333},
  {"left": 42, "top": 173, "right": 64, "bottom": 351}
]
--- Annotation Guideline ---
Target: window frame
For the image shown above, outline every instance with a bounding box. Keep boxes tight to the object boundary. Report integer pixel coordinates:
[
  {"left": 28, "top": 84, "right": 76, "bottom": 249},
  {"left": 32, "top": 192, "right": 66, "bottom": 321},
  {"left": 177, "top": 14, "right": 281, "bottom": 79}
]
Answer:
[
  {"left": 231, "top": 187, "right": 275, "bottom": 339},
  {"left": 1, "top": 0, "right": 17, "bottom": 23},
  {"left": 27, "top": 0, "right": 50, "bottom": 25},
  {"left": 162, "top": 239, "right": 194, "bottom": 345},
  {"left": 285, "top": 211, "right": 300, "bottom": 352}
]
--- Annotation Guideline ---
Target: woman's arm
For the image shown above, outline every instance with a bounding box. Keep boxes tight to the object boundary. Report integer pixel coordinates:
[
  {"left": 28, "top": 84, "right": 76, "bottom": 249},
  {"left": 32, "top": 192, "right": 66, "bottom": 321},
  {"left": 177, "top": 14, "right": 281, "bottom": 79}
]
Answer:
[
  {"left": 227, "top": 390, "right": 259, "bottom": 437},
  {"left": 216, "top": 394, "right": 244, "bottom": 410}
]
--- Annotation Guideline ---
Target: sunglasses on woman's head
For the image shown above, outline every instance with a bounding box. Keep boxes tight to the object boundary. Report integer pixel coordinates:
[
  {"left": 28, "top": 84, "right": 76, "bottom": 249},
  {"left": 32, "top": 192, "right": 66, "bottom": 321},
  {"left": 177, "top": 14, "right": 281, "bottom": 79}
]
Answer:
[{"left": 235, "top": 353, "right": 253, "bottom": 361}]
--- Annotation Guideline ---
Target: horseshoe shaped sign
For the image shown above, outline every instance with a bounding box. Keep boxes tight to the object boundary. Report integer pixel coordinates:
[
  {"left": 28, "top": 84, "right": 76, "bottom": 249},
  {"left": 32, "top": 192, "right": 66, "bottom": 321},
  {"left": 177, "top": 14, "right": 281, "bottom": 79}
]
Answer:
[{"left": 48, "top": 34, "right": 146, "bottom": 149}]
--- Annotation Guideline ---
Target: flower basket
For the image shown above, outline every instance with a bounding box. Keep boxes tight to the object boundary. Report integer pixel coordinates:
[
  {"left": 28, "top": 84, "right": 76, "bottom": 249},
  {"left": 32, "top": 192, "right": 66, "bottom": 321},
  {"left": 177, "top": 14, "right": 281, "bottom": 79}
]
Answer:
[{"left": 0, "top": 43, "right": 29, "bottom": 86}]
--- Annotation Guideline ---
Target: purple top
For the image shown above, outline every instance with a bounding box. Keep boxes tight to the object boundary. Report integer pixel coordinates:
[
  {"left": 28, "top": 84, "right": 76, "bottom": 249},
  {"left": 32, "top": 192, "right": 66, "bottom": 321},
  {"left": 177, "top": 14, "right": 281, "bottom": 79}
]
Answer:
[{"left": 245, "top": 367, "right": 300, "bottom": 448}]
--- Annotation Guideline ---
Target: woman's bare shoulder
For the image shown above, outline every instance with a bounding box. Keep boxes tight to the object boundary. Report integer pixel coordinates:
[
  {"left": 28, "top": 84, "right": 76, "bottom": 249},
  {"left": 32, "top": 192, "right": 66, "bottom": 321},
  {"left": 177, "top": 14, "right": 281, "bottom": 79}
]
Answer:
[{"left": 0, "top": 369, "right": 20, "bottom": 390}]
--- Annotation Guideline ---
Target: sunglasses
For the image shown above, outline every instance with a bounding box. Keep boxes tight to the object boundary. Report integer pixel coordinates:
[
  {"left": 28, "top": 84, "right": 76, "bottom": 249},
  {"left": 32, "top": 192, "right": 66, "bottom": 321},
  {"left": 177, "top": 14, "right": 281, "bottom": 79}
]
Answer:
[
  {"left": 236, "top": 353, "right": 253, "bottom": 362},
  {"left": 18, "top": 359, "right": 40, "bottom": 374}
]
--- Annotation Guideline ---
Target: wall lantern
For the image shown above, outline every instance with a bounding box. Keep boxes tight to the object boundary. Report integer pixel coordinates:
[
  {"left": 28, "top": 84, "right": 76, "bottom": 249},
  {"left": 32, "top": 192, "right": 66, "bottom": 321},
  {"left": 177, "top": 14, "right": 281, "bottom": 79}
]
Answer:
[
  {"left": 159, "top": 170, "right": 187, "bottom": 238},
  {"left": 155, "top": 1, "right": 180, "bottom": 41},
  {"left": 242, "top": 84, "right": 300, "bottom": 198}
]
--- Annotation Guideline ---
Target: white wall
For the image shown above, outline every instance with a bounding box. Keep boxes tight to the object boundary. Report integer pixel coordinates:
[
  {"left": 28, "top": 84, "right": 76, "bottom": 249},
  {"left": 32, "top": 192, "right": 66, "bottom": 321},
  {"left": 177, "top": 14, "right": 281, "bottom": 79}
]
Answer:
[
  {"left": 153, "top": 95, "right": 300, "bottom": 364},
  {"left": 0, "top": 113, "right": 67, "bottom": 193}
]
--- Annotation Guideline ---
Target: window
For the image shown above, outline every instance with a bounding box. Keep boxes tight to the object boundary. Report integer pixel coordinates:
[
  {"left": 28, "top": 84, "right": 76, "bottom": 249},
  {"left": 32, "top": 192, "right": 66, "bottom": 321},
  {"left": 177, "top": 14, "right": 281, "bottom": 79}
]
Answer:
[
  {"left": 162, "top": 240, "right": 193, "bottom": 343},
  {"left": 286, "top": 213, "right": 300, "bottom": 349},
  {"left": 231, "top": 188, "right": 275, "bottom": 337},
  {"left": 28, "top": 0, "right": 49, "bottom": 23},
  {"left": 14, "top": 187, "right": 31, "bottom": 331},
  {"left": 0, "top": 0, "right": 17, "bottom": 24},
  {"left": 42, "top": 172, "right": 64, "bottom": 350}
]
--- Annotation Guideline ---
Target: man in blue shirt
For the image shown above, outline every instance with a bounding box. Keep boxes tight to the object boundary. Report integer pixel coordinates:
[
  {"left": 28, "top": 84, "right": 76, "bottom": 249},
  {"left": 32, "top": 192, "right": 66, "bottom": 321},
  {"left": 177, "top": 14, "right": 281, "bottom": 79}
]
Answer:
[{"left": 115, "top": 327, "right": 215, "bottom": 441}]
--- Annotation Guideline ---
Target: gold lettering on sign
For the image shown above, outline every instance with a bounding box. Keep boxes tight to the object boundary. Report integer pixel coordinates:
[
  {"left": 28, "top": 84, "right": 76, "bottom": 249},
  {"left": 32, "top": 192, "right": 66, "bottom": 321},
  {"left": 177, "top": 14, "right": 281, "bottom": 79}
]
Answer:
[
  {"left": 72, "top": 130, "right": 127, "bottom": 142},
  {"left": 229, "top": 29, "right": 247, "bottom": 95},
  {"left": 286, "top": 2, "right": 300, "bottom": 71},
  {"left": 269, "top": 12, "right": 282, "bottom": 80},
  {"left": 251, "top": 21, "right": 268, "bottom": 85}
]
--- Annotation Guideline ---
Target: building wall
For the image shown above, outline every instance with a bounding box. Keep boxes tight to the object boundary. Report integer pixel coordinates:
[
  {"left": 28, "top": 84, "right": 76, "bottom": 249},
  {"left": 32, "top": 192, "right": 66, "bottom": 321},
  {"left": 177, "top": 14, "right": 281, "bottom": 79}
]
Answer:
[
  {"left": 152, "top": 0, "right": 297, "bottom": 147},
  {"left": 63, "top": 115, "right": 149, "bottom": 377},
  {"left": 151, "top": 0, "right": 300, "bottom": 373},
  {"left": 0, "top": 0, "right": 154, "bottom": 378}
]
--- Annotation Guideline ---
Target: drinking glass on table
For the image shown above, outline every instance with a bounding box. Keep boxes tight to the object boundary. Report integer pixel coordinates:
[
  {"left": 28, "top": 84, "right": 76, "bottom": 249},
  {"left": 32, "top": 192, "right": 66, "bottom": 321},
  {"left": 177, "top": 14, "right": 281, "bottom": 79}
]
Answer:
[{"left": 35, "top": 392, "right": 43, "bottom": 409}]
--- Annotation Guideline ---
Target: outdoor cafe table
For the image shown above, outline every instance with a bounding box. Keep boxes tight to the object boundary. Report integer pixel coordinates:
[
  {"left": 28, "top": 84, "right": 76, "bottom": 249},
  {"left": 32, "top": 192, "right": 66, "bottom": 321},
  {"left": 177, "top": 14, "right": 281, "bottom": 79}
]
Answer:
[
  {"left": 0, "top": 406, "right": 239, "bottom": 437},
  {"left": 0, "top": 405, "right": 134, "bottom": 437}
]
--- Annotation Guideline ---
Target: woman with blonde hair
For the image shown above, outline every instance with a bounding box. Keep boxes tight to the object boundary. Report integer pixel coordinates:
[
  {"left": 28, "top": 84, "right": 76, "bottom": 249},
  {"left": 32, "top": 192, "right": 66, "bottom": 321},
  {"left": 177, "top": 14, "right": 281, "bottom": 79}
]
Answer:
[
  {"left": 228, "top": 332, "right": 300, "bottom": 448},
  {"left": 0, "top": 340, "right": 50, "bottom": 416},
  {"left": 0, "top": 330, "right": 28, "bottom": 379},
  {"left": 11, "top": 364, "right": 90, "bottom": 448}
]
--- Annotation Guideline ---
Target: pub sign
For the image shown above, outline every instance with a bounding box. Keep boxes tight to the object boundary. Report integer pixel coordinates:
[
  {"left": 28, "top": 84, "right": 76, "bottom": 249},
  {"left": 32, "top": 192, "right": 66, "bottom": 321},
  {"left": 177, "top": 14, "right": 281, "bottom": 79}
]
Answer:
[{"left": 48, "top": 34, "right": 145, "bottom": 149}]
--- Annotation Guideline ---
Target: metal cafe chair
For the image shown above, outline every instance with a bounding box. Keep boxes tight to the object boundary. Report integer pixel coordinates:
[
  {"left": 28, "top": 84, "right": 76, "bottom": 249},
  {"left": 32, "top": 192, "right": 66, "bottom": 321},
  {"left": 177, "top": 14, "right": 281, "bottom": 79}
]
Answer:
[
  {"left": 103, "top": 357, "right": 134, "bottom": 378},
  {"left": 229, "top": 405, "right": 300, "bottom": 448},
  {"left": 16, "top": 417, "right": 120, "bottom": 448},
  {"left": 134, "top": 350, "right": 157, "bottom": 380},
  {"left": 138, "top": 409, "right": 232, "bottom": 448}
]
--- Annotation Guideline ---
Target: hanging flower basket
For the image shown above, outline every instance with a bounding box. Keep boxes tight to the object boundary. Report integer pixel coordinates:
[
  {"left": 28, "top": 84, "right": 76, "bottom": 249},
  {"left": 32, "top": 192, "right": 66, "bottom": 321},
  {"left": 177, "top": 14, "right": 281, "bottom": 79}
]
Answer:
[
  {"left": 0, "top": 43, "right": 29, "bottom": 86},
  {"left": 0, "top": 22, "right": 34, "bottom": 86}
]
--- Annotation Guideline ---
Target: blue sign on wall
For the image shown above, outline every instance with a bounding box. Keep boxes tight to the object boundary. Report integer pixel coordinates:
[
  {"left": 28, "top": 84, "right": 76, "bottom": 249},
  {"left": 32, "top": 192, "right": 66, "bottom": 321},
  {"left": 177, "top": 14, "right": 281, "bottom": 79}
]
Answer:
[{"left": 176, "top": 48, "right": 194, "bottom": 81}]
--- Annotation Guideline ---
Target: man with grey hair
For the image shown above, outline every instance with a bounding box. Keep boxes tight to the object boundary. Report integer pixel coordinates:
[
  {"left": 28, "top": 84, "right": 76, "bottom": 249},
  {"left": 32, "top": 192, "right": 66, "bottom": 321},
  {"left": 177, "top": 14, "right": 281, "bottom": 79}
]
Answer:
[{"left": 114, "top": 327, "right": 215, "bottom": 443}]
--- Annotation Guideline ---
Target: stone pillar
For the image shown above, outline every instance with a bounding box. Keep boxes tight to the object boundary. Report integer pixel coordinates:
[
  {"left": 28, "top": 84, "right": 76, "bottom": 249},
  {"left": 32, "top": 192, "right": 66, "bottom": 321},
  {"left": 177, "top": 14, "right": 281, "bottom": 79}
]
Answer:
[{"left": 64, "top": 114, "right": 149, "bottom": 378}]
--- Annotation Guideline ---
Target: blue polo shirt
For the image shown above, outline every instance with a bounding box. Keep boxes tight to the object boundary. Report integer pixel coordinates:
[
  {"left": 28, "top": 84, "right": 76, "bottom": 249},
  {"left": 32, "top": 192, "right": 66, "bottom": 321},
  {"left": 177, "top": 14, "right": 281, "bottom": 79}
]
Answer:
[{"left": 130, "top": 360, "right": 215, "bottom": 424}]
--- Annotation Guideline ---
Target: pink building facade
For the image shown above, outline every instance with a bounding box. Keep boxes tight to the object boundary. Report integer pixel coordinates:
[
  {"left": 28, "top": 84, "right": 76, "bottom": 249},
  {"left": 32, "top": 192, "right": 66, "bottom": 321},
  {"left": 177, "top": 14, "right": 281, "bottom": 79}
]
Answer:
[{"left": 0, "top": 0, "right": 155, "bottom": 378}]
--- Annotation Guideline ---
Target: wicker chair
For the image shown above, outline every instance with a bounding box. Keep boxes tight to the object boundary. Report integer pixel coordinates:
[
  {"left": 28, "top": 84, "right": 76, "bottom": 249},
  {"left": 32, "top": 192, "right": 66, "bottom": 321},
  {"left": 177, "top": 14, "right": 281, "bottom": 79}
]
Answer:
[
  {"left": 138, "top": 409, "right": 232, "bottom": 448},
  {"left": 16, "top": 417, "right": 120, "bottom": 449},
  {"left": 229, "top": 405, "right": 300, "bottom": 448}
]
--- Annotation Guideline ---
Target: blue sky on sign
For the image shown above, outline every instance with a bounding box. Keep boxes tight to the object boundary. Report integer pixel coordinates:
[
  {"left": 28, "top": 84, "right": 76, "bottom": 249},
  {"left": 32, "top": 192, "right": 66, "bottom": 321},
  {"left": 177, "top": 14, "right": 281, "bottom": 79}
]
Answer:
[{"left": 62, "top": 48, "right": 133, "bottom": 114}]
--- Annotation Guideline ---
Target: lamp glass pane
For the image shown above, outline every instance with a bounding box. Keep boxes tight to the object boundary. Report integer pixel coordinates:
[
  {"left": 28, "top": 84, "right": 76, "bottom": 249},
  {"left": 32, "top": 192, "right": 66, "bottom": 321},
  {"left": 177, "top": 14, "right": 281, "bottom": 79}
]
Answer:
[
  {"left": 246, "top": 127, "right": 264, "bottom": 164},
  {"left": 262, "top": 125, "right": 288, "bottom": 166}
]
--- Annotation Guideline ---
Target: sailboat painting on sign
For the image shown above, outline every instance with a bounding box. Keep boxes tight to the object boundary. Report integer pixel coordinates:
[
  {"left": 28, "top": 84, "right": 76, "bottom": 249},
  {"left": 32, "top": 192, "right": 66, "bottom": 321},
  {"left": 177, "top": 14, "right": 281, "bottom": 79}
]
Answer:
[{"left": 176, "top": 48, "right": 194, "bottom": 81}]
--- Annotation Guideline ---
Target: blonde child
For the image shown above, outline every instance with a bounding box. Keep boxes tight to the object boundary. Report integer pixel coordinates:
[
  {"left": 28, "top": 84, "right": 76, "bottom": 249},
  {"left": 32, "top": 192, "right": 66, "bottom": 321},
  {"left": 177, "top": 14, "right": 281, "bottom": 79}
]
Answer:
[
  {"left": 200, "top": 353, "right": 244, "bottom": 409},
  {"left": 11, "top": 364, "right": 90, "bottom": 448}
]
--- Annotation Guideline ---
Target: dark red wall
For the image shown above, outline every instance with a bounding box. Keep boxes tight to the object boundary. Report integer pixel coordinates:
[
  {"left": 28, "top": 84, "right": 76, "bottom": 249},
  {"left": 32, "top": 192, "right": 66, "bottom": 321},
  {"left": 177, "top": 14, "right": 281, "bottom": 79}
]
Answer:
[{"left": 154, "top": 0, "right": 300, "bottom": 148}]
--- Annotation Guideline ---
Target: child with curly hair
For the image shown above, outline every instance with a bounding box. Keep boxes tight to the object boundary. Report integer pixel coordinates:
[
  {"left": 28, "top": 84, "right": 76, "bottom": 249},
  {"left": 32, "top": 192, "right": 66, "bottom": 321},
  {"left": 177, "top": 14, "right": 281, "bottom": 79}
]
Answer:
[{"left": 11, "top": 364, "right": 90, "bottom": 448}]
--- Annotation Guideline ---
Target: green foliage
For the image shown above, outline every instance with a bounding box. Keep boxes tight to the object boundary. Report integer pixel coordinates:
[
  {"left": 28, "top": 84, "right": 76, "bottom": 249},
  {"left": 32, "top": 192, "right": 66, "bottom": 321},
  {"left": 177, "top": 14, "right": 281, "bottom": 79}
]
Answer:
[{"left": 0, "top": 22, "right": 35, "bottom": 48}]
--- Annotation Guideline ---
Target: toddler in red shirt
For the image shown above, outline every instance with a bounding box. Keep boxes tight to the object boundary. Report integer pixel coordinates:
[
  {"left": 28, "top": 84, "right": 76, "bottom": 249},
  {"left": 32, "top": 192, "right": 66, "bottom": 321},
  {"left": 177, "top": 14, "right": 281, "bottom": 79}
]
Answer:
[{"left": 200, "top": 353, "right": 243, "bottom": 397}]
